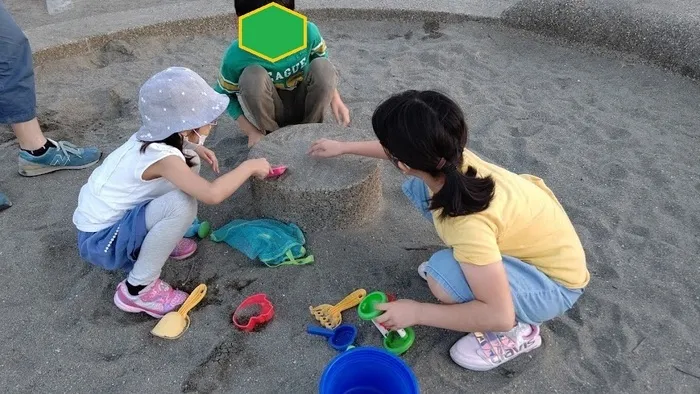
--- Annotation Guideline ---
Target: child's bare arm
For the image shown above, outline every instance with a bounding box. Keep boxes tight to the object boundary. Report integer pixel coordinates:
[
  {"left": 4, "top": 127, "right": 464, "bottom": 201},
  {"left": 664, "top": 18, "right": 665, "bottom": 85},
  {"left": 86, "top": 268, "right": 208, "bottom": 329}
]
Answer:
[
  {"left": 376, "top": 260, "right": 517, "bottom": 333},
  {"left": 149, "top": 156, "right": 270, "bottom": 205},
  {"left": 308, "top": 139, "right": 388, "bottom": 160}
]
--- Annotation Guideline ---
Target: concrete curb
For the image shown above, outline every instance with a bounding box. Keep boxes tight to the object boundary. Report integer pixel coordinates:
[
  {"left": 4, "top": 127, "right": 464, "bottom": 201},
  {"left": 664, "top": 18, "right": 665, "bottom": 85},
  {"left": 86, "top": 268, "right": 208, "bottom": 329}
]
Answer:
[
  {"left": 24, "top": 0, "right": 700, "bottom": 79},
  {"left": 501, "top": 0, "right": 700, "bottom": 79},
  {"left": 28, "top": 8, "right": 501, "bottom": 66}
]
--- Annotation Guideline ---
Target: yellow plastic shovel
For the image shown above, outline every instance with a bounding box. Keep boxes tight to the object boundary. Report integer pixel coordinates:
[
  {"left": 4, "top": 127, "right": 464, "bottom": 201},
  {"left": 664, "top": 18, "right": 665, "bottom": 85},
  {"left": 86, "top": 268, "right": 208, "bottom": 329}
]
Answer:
[{"left": 151, "top": 284, "right": 207, "bottom": 339}]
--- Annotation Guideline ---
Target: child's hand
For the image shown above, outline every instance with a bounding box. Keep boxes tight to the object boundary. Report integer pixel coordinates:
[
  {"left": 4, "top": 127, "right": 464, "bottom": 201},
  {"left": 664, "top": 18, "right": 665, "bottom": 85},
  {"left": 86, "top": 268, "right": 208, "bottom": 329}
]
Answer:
[
  {"left": 374, "top": 299, "right": 422, "bottom": 330},
  {"left": 244, "top": 158, "right": 271, "bottom": 179},
  {"left": 331, "top": 96, "right": 350, "bottom": 127},
  {"left": 308, "top": 139, "right": 344, "bottom": 158},
  {"left": 194, "top": 145, "right": 220, "bottom": 174}
]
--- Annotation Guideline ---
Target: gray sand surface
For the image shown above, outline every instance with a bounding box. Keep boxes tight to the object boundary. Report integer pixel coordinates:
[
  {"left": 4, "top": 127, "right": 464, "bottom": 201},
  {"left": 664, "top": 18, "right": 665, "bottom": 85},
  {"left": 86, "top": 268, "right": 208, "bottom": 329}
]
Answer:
[{"left": 1, "top": 15, "right": 700, "bottom": 394}]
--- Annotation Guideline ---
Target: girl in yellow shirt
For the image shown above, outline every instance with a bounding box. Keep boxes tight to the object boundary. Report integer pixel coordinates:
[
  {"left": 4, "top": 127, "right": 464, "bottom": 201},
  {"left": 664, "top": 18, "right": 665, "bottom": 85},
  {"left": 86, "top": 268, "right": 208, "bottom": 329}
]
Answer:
[{"left": 308, "top": 90, "right": 589, "bottom": 371}]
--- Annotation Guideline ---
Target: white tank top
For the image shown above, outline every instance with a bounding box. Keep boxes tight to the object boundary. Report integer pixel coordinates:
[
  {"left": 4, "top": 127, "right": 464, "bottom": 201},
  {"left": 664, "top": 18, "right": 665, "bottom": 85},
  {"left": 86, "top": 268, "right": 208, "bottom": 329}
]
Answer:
[{"left": 73, "top": 133, "right": 185, "bottom": 232}]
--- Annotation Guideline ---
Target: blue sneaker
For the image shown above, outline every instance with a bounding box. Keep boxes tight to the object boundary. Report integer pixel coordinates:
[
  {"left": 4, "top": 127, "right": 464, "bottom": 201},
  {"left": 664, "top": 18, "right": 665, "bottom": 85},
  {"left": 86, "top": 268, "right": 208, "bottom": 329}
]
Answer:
[
  {"left": 18, "top": 139, "right": 102, "bottom": 177},
  {"left": 0, "top": 192, "right": 11, "bottom": 212}
]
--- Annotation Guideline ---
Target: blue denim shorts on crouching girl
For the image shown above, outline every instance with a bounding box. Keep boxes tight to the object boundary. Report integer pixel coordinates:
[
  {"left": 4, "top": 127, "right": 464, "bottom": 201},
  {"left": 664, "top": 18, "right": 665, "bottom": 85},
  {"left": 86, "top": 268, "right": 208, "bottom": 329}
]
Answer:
[{"left": 402, "top": 176, "right": 583, "bottom": 325}]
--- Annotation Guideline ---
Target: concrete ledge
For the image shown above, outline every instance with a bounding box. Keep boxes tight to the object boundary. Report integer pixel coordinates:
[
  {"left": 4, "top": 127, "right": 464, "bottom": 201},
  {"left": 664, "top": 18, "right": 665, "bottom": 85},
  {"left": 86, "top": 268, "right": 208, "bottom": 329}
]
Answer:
[
  {"left": 21, "top": 0, "right": 700, "bottom": 87},
  {"left": 501, "top": 0, "right": 700, "bottom": 79},
  {"left": 248, "top": 124, "right": 382, "bottom": 233},
  {"left": 25, "top": 0, "right": 511, "bottom": 65}
]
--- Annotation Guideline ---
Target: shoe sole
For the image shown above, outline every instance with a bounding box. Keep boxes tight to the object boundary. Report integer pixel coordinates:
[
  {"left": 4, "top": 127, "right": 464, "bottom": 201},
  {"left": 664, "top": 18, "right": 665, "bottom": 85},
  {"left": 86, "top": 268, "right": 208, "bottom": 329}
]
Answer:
[
  {"left": 450, "top": 336, "right": 543, "bottom": 372},
  {"left": 170, "top": 248, "right": 196, "bottom": 261},
  {"left": 18, "top": 156, "right": 102, "bottom": 177},
  {"left": 0, "top": 203, "right": 11, "bottom": 212},
  {"left": 113, "top": 291, "right": 165, "bottom": 319}
]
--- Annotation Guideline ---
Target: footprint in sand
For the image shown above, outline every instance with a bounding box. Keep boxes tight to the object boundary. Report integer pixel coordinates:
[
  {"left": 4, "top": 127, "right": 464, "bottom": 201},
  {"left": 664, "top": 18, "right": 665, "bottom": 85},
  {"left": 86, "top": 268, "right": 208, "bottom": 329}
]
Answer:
[
  {"left": 91, "top": 39, "right": 139, "bottom": 69},
  {"left": 602, "top": 162, "right": 628, "bottom": 179},
  {"left": 602, "top": 125, "right": 632, "bottom": 140}
]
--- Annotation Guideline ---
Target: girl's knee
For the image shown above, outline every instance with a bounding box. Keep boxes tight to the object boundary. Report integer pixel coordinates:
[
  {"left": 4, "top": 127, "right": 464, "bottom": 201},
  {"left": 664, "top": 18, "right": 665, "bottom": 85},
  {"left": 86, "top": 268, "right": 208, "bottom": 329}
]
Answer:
[
  {"left": 402, "top": 177, "right": 432, "bottom": 221},
  {"left": 167, "top": 190, "right": 197, "bottom": 221},
  {"left": 427, "top": 276, "right": 458, "bottom": 304},
  {"left": 424, "top": 249, "right": 475, "bottom": 304}
]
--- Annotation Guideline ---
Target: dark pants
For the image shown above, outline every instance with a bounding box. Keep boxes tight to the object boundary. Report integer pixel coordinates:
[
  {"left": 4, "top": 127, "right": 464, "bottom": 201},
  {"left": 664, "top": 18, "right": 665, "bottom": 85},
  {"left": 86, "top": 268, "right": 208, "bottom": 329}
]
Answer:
[
  {"left": 238, "top": 58, "right": 337, "bottom": 133},
  {"left": 0, "top": 2, "right": 36, "bottom": 124}
]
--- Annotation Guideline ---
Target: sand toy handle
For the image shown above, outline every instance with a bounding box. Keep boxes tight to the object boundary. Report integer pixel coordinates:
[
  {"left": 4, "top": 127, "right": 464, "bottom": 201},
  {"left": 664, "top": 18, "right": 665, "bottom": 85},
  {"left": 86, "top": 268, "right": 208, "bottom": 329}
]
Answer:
[
  {"left": 307, "top": 326, "right": 335, "bottom": 338},
  {"left": 177, "top": 284, "right": 207, "bottom": 316},
  {"left": 331, "top": 289, "right": 367, "bottom": 313}
]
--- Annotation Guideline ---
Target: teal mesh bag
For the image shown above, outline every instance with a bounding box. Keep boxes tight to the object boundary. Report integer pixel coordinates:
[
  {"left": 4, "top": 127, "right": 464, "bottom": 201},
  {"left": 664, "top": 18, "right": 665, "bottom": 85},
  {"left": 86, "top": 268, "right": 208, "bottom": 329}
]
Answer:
[{"left": 210, "top": 219, "right": 314, "bottom": 267}]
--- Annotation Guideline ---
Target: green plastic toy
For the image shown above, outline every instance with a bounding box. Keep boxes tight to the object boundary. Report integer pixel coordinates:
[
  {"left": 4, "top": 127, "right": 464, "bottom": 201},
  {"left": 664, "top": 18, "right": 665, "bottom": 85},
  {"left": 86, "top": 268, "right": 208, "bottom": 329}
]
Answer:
[
  {"left": 185, "top": 218, "right": 211, "bottom": 239},
  {"left": 357, "top": 291, "right": 415, "bottom": 355}
]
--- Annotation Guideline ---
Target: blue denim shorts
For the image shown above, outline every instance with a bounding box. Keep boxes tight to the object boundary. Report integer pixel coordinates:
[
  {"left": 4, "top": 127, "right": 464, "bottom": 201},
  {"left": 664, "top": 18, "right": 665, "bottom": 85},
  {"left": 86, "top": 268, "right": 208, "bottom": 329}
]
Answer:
[
  {"left": 402, "top": 176, "right": 583, "bottom": 325},
  {"left": 0, "top": 3, "right": 37, "bottom": 124}
]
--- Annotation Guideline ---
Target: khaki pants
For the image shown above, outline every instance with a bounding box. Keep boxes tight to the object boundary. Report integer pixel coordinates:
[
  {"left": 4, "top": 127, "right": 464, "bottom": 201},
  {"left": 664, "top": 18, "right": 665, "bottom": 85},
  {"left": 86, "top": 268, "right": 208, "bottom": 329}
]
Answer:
[{"left": 238, "top": 58, "right": 338, "bottom": 133}]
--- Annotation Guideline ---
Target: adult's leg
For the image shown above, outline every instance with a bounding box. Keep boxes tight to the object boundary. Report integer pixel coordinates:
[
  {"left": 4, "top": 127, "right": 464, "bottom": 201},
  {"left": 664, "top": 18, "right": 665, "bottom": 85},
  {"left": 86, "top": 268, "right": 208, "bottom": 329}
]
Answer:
[
  {"left": 237, "top": 65, "right": 285, "bottom": 133},
  {"left": 0, "top": 192, "right": 11, "bottom": 212},
  {"left": 0, "top": 4, "right": 101, "bottom": 177},
  {"left": 127, "top": 190, "right": 197, "bottom": 286}
]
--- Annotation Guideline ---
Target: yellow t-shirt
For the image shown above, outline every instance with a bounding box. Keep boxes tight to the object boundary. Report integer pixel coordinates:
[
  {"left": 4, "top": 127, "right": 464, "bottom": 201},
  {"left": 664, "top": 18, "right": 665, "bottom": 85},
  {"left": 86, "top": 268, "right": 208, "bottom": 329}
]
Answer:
[{"left": 432, "top": 150, "right": 589, "bottom": 289}]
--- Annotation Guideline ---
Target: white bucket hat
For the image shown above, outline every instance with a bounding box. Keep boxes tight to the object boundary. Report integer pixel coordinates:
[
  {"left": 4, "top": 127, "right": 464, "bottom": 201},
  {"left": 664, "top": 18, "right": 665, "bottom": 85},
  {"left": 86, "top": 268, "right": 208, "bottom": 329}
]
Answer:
[{"left": 136, "top": 67, "right": 229, "bottom": 142}]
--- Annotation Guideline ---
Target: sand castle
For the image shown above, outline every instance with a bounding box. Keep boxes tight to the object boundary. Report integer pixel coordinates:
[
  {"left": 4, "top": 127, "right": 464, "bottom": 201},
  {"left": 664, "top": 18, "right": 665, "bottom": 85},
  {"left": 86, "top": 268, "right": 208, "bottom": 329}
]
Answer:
[{"left": 248, "top": 124, "right": 382, "bottom": 232}]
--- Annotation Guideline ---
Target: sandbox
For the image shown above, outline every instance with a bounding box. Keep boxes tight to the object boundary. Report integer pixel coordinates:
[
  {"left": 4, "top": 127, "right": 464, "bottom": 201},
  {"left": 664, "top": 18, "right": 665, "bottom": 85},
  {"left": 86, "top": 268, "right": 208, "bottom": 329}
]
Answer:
[
  {"left": 248, "top": 124, "right": 382, "bottom": 232},
  {"left": 3, "top": 5, "right": 700, "bottom": 393}
]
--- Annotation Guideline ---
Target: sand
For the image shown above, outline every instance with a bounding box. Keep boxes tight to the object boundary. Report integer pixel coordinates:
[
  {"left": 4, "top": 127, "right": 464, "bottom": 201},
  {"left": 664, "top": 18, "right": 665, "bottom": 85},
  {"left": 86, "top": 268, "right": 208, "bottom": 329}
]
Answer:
[{"left": 1, "top": 15, "right": 699, "bottom": 394}]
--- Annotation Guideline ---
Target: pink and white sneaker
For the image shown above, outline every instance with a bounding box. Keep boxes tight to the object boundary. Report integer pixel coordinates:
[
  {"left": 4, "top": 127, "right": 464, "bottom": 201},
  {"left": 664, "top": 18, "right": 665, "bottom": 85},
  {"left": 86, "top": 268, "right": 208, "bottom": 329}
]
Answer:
[
  {"left": 417, "top": 261, "right": 429, "bottom": 280},
  {"left": 113, "top": 279, "right": 188, "bottom": 318},
  {"left": 169, "top": 238, "right": 197, "bottom": 260},
  {"left": 449, "top": 322, "right": 542, "bottom": 371}
]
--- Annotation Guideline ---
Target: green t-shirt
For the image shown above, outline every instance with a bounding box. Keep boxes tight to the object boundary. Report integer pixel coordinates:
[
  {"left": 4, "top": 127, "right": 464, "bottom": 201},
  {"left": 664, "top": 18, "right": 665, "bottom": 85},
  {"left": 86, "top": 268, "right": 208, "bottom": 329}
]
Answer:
[{"left": 214, "top": 21, "right": 329, "bottom": 120}]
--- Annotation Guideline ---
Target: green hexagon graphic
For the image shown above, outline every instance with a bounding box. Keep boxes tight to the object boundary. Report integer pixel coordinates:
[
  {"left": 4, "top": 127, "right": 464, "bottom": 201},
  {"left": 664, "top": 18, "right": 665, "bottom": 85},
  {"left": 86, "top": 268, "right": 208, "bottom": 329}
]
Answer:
[{"left": 238, "top": 3, "right": 307, "bottom": 63}]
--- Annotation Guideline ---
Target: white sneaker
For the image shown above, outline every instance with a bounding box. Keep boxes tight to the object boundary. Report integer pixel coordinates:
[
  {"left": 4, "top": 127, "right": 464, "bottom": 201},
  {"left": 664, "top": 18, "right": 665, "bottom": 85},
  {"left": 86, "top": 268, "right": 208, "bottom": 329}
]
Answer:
[
  {"left": 449, "top": 322, "right": 542, "bottom": 371},
  {"left": 417, "top": 261, "right": 428, "bottom": 280}
]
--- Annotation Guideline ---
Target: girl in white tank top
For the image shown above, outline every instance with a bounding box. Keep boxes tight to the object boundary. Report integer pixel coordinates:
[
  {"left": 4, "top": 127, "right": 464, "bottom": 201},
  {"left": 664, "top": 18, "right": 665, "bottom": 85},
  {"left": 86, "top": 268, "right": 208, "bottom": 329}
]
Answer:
[{"left": 73, "top": 67, "right": 271, "bottom": 318}]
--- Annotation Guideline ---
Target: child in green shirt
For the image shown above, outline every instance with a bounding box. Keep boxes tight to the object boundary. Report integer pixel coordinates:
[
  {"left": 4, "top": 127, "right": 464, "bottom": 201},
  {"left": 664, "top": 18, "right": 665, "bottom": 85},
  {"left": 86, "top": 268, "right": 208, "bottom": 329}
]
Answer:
[{"left": 215, "top": 0, "right": 351, "bottom": 147}]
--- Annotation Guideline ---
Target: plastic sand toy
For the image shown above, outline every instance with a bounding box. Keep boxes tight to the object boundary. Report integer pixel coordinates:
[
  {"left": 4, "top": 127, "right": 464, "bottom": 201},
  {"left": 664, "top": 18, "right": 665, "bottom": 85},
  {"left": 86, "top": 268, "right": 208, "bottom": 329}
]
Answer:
[
  {"left": 307, "top": 323, "right": 358, "bottom": 352},
  {"left": 357, "top": 291, "right": 415, "bottom": 355},
  {"left": 151, "top": 283, "right": 207, "bottom": 340},
  {"left": 184, "top": 218, "right": 211, "bottom": 238},
  {"left": 233, "top": 293, "right": 275, "bottom": 332},
  {"left": 266, "top": 165, "right": 288, "bottom": 179},
  {"left": 310, "top": 289, "right": 366, "bottom": 329}
]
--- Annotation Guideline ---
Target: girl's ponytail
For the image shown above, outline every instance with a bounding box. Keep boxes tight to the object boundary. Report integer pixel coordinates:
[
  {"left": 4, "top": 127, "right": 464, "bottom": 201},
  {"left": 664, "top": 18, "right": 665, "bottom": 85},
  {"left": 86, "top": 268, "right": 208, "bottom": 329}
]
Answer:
[{"left": 429, "top": 158, "right": 494, "bottom": 218}]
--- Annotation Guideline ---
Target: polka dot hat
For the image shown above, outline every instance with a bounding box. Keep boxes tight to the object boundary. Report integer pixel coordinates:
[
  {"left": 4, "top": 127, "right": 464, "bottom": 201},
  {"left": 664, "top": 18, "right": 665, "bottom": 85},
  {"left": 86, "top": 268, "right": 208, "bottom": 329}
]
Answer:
[{"left": 136, "top": 66, "right": 229, "bottom": 142}]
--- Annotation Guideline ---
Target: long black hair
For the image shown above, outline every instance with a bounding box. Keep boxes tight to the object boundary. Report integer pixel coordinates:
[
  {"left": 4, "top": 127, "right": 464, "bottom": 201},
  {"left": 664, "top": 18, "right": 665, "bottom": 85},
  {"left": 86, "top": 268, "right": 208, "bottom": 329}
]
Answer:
[
  {"left": 140, "top": 133, "right": 196, "bottom": 168},
  {"left": 235, "top": 0, "right": 295, "bottom": 17},
  {"left": 372, "top": 90, "right": 495, "bottom": 218}
]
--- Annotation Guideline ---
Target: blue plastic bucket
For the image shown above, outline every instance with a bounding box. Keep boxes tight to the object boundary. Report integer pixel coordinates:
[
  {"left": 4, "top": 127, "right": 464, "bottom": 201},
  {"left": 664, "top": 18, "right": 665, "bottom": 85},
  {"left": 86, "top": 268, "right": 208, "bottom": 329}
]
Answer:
[{"left": 319, "top": 347, "right": 419, "bottom": 394}]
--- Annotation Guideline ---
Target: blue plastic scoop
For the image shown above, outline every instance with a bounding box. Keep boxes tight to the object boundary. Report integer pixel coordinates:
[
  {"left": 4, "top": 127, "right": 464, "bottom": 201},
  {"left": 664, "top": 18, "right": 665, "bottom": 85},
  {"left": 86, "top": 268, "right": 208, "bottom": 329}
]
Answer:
[{"left": 307, "top": 323, "right": 357, "bottom": 352}]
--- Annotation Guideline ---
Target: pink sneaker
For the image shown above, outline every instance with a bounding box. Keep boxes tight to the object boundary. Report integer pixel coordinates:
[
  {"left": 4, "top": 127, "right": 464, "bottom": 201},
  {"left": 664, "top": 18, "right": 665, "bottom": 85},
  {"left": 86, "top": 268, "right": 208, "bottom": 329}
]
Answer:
[
  {"left": 417, "top": 261, "right": 429, "bottom": 280},
  {"left": 113, "top": 279, "right": 188, "bottom": 318},
  {"left": 449, "top": 323, "right": 542, "bottom": 371},
  {"left": 170, "top": 238, "right": 197, "bottom": 260}
]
